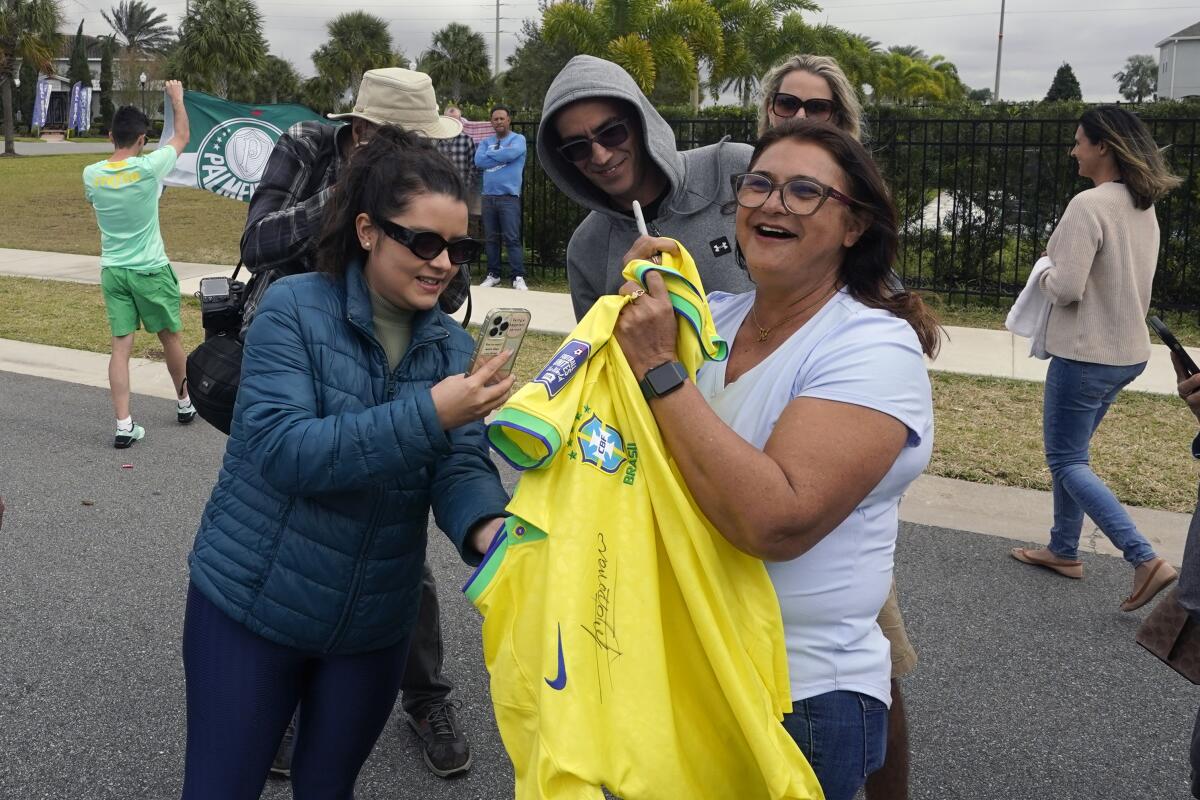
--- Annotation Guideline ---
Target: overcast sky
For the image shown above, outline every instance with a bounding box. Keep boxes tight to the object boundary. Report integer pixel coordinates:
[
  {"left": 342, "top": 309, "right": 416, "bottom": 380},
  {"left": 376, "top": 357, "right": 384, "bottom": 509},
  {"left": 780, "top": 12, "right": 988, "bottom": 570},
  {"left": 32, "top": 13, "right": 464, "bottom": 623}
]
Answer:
[{"left": 63, "top": 0, "right": 1198, "bottom": 103}]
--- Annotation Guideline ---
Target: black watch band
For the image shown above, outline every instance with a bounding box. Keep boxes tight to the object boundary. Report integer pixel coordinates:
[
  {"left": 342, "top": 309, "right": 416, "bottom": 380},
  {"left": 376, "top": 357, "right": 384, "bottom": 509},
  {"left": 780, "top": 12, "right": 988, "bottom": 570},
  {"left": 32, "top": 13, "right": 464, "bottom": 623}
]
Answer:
[{"left": 639, "top": 361, "right": 689, "bottom": 400}]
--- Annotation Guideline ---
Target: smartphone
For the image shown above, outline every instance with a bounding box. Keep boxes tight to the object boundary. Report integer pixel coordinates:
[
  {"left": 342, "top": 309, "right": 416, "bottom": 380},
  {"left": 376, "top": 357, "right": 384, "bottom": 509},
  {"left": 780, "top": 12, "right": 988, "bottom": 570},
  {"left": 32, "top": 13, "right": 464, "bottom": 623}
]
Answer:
[
  {"left": 1149, "top": 315, "right": 1199, "bottom": 377},
  {"left": 470, "top": 308, "right": 531, "bottom": 380}
]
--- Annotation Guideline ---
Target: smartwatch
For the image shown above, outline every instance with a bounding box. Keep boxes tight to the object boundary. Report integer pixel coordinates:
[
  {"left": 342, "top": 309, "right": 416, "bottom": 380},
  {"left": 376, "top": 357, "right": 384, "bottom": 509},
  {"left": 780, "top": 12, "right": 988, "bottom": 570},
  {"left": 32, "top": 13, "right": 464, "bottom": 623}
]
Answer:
[{"left": 639, "top": 361, "right": 689, "bottom": 400}]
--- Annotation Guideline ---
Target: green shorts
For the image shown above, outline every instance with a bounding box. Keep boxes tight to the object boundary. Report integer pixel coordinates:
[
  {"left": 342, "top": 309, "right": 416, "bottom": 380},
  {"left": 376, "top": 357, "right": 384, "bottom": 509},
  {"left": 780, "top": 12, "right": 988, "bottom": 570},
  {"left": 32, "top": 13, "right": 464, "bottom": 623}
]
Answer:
[{"left": 101, "top": 264, "right": 183, "bottom": 337}]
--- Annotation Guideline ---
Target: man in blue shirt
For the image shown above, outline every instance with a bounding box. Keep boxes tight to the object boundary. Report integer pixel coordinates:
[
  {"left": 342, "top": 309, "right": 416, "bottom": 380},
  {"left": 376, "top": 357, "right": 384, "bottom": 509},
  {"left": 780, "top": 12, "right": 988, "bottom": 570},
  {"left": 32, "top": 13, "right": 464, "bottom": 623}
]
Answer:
[{"left": 474, "top": 104, "right": 528, "bottom": 290}]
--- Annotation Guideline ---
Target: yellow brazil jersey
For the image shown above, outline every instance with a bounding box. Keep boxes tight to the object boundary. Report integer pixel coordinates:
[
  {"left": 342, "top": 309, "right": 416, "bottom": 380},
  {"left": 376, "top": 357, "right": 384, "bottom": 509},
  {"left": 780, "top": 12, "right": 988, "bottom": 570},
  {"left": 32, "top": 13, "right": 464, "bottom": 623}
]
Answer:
[{"left": 464, "top": 244, "right": 823, "bottom": 800}]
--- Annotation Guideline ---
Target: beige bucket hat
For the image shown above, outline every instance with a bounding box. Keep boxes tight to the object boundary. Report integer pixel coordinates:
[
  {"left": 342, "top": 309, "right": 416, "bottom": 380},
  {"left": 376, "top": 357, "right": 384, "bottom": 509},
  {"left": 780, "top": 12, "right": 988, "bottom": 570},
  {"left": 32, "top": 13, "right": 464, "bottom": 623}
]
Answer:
[{"left": 329, "top": 68, "right": 463, "bottom": 140}]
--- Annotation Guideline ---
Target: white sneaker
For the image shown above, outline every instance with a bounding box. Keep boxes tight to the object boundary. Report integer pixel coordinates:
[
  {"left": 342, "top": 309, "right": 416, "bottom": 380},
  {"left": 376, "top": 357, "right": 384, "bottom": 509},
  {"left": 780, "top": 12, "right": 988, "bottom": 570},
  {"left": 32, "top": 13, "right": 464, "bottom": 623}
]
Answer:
[
  {"left": 480, "top": 274, "right": 501, "bottom": 288},
  {"left": 513, "top": 277, "right": 528, "bottom": 291}
]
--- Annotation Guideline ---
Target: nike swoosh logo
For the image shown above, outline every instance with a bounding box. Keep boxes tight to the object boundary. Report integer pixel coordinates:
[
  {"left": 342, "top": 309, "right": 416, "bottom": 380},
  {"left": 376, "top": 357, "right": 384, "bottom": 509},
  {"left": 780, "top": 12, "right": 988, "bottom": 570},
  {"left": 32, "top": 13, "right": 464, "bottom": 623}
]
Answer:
[{"left": 545, "top": 623, "right": 567, "bottom": 691}]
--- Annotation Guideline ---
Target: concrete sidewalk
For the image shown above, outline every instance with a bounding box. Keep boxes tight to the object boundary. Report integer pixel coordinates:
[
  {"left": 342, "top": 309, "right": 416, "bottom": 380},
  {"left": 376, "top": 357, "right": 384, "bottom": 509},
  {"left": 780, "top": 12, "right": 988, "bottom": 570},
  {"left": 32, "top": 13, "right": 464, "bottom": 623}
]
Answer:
[
  {"left": 5, "top": 247, "right": 1197, "bottom": 395},
  {"left": 0, "top": 334, "right": 1192, "bottom": 568}
]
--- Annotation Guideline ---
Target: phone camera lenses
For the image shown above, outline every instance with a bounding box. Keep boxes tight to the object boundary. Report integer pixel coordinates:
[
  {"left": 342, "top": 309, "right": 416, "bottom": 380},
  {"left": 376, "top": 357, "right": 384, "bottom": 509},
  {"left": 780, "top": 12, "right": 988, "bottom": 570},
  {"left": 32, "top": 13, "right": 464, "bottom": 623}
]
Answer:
[
  {"left": 492, "top": 316, "right": 503, "bottom": 325},
  {"left": 500, "top": 321, "right": 510, "bottom": 332},
  {"left": 489, "top": 327, "right": 499, "bottom": 336}
]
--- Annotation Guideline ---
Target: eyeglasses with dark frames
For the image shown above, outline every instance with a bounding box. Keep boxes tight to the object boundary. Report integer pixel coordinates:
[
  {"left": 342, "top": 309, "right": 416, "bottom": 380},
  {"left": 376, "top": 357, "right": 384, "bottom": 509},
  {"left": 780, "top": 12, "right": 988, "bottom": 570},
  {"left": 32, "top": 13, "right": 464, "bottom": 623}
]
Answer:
[
  {"left": 372, "top": 218, "right": 481, "bottom": 265},
  {"left": 557, "top": 118, "right": 631, "bottom": 163},
  {"left": 729, "top": 172, "right": 858, "bottom": 216},
  {"left": 770, "top": 93, "right": 836, "bottom": 122}
]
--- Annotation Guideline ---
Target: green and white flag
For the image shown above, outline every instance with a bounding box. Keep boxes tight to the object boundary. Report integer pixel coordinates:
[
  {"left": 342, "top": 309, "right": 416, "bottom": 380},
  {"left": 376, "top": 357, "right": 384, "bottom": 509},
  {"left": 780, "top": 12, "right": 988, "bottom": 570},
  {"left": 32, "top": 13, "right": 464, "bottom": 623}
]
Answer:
[{"left": 160, "top": 90, "right": 331, "bottom": 202}]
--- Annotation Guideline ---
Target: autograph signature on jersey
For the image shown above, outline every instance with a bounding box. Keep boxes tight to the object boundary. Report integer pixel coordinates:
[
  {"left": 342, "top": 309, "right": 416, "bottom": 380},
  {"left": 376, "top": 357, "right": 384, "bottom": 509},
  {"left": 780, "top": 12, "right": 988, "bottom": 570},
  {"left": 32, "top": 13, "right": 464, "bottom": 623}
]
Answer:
[{"left": 581, "top": 530, "right": 622, "bottom": 702}]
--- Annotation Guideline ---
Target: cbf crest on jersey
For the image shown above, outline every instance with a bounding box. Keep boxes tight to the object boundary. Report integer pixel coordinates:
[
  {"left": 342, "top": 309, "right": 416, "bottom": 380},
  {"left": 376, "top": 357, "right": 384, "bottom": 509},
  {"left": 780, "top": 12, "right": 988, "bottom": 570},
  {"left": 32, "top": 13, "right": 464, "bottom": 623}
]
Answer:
[{"left": 575, "top": 413, "right": 627, "bottom": 475}]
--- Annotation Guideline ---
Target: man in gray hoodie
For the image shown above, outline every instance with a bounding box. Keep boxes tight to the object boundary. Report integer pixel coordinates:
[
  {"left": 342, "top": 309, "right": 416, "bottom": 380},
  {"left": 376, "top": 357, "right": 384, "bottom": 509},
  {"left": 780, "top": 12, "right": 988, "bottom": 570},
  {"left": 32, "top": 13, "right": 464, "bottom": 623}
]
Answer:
[{"left": 538, "top": 55, "right": 753, "bottom": 321}]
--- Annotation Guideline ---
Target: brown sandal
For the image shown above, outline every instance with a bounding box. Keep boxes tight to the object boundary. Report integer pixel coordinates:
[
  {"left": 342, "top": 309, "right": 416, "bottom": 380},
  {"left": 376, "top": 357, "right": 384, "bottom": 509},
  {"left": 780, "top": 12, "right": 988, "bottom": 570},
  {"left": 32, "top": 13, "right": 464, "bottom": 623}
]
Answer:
[
  {"left": 1010, "top": 547, "right": 1083, "bottom": 579},
  {"left": 1120, "top": 558, "right": 1178, "bottom": 612}
]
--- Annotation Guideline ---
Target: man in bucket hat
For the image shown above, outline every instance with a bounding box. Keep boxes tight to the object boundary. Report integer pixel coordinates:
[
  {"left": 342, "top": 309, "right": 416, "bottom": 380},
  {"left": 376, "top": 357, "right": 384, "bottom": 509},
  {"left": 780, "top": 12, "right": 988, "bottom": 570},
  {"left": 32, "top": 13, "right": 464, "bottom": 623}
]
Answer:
[{"left": 240, "top": 67, "right": 477, "bottom": 780}]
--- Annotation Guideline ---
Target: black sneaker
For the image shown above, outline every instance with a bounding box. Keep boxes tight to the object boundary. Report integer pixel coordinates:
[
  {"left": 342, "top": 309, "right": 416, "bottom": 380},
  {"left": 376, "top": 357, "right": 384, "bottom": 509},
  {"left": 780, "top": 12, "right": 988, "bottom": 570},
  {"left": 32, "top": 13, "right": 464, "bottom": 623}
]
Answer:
[
  {"left": 114, "top": 423, "right": 145, "bottom": 449},
  {"left": 177, "top": 402, "right": 197, "bottom": 424},
  {"left": 269, "top": 712, "right": 297, "bottom": 778},
  {"left": 406, "top": 699, "right": 471, "bottom": 778}
]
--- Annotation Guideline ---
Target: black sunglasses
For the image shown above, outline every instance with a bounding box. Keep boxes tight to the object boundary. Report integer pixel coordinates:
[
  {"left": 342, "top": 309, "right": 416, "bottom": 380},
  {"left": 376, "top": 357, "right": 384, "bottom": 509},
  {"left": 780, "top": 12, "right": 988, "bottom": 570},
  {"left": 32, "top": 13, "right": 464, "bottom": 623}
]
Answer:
[
  {"left": 557, "top": 118, "right": 631, "bottom": 163},
  {"left": 770, "top": 92, "right": 836, "bottom": 122},
  {"left": 373, "top": 218, "right": 480, "bottom": 265},
  {"left": 730, "top": 172, "right": 857, "bottom": 216}
]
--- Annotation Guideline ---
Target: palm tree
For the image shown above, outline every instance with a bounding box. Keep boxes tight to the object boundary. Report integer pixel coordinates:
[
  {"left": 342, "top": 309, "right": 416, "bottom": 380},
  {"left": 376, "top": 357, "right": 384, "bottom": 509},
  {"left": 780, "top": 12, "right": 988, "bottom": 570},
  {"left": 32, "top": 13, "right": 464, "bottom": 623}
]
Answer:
[
  {"left": 311, "top": 11, "right": 395, "bottom": 109},
  {"left": 708, "top": 0, "right": 817, "bottom": 107},
  {"left": 173, "top": 0, "right": 266, "bottom": 99},
  {"left": 101, "top": 0, "right": 173, "bottom": 54},
  {"left": 544, "top": 0, "right": 723, "bottom": 110},
  {"left": 873, "top": 51, "right": 941, "bottom": 104},
  {"left": 888, "top": 44, "right": 928, "bottom": 61},
  {"left": 253, "top": 54, "right": 300, "bottom": 104},
  {"left": 418, "top": 23, "right": 490, "bottom": 104},
  {"left": 1, "top": 0, "right": 63, "bottom": 155},
  {"left": 928, "top": 54, "right": 965, "bottom": 103}
]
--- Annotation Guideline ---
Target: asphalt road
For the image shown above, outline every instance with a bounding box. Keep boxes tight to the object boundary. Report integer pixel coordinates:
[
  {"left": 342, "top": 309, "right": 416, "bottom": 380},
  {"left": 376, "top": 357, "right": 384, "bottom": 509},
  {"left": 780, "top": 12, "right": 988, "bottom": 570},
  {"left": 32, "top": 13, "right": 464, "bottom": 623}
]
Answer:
[{"left": 1, "top": 369, "right": 1197, "bottom": 799}]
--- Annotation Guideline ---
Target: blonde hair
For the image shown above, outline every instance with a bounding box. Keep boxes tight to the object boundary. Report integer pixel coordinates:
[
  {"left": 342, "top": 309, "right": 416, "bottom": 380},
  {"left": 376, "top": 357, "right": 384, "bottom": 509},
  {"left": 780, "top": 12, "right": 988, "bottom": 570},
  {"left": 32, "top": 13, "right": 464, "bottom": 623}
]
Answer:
[
  {"left": 1079, "top": 106, "right": 1182, "bottom": 210},
  {"left": 758, "top": 54, "right": 864, "bottom": 141}
]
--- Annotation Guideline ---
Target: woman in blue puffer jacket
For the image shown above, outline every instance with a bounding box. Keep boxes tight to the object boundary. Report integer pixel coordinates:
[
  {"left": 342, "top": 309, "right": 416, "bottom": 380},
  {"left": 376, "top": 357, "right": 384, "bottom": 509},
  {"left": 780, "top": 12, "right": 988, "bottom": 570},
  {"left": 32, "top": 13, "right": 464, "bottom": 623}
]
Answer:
[{"left": 181, "top": 126, "right": 514, "bottom": 799}]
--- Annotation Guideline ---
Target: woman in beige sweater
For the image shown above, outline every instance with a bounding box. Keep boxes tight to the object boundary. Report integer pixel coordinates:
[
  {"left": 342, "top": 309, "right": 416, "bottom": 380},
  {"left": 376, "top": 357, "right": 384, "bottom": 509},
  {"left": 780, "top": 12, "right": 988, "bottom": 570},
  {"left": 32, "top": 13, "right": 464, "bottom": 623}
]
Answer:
[{"left": 1012, "top": 106, "right": 1181, "bottom": 611}]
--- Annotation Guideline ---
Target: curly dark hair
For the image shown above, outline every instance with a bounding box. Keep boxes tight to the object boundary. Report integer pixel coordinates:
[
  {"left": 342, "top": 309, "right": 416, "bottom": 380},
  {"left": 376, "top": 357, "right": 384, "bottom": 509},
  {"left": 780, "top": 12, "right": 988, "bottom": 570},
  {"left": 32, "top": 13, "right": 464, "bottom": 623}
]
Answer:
[
  {"left": 746, "top": 119, "right": 941, "bottom": 358},
  {"left": 315, "top": 125, "right": 467, "bottom": 276}
]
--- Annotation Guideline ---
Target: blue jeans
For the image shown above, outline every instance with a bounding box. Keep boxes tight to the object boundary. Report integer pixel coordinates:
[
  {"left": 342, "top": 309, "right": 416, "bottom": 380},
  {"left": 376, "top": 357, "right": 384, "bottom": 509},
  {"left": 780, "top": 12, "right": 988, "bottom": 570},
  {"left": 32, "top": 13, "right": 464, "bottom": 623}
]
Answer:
[
  {"left": 482, "top": 194, "right": 524, "bottom": 279},
  {"left": 181, "top": 582, "right": 411, "bottom": 799},
  {"left": 781, "top": 691, "right": 888, "bottom": 800},
  {"left": 1043, "top": 356, "right": 1156, "bottom": 566}
]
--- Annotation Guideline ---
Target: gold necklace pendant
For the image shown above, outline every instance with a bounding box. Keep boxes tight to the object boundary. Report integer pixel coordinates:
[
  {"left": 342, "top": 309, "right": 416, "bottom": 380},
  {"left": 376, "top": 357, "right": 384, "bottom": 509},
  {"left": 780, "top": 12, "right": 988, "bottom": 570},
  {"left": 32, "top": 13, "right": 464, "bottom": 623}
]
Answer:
[{"left": 750, "top": 283, "right": 839, "bottom": 345}]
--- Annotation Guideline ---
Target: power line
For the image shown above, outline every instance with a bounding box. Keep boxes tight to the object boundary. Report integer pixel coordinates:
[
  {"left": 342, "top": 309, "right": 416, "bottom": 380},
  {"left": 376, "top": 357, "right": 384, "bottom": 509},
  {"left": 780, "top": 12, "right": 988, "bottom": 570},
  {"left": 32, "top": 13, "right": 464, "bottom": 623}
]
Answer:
[{"left": 823, "top": 5, "right": 1199, "bottom": 23}]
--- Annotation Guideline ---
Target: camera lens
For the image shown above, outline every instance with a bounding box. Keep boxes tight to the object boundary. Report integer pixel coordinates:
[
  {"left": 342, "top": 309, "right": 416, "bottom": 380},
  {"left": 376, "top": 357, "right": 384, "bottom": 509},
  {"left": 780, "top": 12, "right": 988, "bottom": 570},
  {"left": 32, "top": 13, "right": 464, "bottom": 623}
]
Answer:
[
  {"left": 500, "top": 321, "right": 510, "bottom": 332},
  {"left": 492, "top": 316, "right": 503, "bottom": 325},
  {"left": 489, "top": 327, "right": 499, "bottom": 336}
]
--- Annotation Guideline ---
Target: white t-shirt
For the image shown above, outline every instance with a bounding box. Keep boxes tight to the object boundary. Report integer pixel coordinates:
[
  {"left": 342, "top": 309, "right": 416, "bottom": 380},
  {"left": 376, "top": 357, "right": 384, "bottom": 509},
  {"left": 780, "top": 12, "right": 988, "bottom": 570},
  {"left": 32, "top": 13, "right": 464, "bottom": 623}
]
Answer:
[{"left": 694, "top": 289, "right": 933, "bottom": 707}]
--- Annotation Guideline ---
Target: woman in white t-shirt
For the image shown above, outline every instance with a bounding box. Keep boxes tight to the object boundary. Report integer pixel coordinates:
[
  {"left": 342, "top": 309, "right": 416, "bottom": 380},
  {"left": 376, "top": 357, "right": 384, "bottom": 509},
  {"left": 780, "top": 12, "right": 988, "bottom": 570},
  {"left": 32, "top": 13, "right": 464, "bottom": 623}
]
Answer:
[{"left": 614, "top": 119, "right": 940, "bottom": 800}]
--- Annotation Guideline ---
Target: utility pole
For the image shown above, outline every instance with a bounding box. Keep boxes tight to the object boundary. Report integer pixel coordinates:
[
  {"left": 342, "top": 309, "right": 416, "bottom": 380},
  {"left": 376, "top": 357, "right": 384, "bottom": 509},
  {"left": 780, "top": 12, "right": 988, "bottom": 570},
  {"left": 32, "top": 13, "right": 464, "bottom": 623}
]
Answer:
[
  {"left": 494, "top": 0, "right": 501, "bottom": 77},
  {"left": 992, "top": 0, "right": 1006, "bottom": 101}
]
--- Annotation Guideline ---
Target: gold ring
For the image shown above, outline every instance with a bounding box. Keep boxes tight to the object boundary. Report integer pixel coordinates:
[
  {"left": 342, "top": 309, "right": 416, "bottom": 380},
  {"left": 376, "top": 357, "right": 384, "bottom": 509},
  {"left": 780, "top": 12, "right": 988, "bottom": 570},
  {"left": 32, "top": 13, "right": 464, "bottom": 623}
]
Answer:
[{"left": 630, "top": 289, "right": 645, "bottom": 301}]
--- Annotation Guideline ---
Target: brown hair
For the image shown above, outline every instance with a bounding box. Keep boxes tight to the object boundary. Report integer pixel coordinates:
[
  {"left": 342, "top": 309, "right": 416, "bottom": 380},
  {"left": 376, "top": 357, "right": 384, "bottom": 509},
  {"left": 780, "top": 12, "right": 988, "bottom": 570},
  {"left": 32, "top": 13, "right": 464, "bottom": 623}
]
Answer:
[
  {"left": 315, "top": 125, "right": 466, "bottom": 276},
  {"left": 748, "top": 119, "right": 941, "bottom": 358},
  {"left": 1078, "top": 106, "right": 1182, "bottom": 210}
]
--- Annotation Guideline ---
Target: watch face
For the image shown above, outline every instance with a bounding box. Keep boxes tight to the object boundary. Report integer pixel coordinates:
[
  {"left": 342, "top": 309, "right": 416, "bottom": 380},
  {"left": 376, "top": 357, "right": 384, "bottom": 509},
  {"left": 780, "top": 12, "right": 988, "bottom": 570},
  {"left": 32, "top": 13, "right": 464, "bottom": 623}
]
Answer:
[{"left": 647, "top": 361, "right": 687, "bottom": 396}]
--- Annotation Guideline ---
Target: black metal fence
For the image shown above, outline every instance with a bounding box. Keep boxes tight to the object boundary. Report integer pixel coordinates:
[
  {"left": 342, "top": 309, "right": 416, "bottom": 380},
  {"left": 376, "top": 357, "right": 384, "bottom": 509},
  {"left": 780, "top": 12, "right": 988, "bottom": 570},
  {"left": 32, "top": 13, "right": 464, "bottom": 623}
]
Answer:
[{"left": 510, "top": 115, "right": 1200, "bottom": 309}]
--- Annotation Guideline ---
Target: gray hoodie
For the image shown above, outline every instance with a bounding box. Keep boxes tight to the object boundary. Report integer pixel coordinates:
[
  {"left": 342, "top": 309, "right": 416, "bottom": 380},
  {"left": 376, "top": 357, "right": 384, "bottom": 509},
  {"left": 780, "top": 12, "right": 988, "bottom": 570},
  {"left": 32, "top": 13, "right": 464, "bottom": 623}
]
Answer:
[{"left": 538, "top": 56, "right": 754, "bottom": 321}]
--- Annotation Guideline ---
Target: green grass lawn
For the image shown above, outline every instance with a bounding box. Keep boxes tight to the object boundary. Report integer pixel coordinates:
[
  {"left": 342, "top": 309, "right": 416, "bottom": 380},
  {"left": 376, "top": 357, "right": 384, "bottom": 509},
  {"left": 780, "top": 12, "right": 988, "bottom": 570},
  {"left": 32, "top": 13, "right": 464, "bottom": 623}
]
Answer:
[
  {"left": 4, "top": 153, "right": 1198, "bottom": 342},
  {"left": 4, "top": 274, "right": 1198, "bottom": 513},
  {"left": 0, "top": 153, "right": 248, "bottom": 265}
]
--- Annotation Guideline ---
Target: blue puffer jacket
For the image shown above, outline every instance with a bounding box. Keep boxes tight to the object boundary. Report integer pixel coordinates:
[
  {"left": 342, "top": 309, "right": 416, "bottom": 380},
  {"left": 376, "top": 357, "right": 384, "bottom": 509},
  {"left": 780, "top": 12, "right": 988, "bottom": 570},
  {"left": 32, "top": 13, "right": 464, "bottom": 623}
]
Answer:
[{"left": 188, "top": 261, "right": 509, "bottom": 654}]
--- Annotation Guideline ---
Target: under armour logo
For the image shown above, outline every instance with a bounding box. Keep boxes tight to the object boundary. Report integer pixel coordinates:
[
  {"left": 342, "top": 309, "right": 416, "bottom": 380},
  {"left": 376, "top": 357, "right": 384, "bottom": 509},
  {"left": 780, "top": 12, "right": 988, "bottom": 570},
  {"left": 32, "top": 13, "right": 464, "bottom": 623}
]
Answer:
[{"left": 710, "top": 236, "right": 731, "bottom": 257}]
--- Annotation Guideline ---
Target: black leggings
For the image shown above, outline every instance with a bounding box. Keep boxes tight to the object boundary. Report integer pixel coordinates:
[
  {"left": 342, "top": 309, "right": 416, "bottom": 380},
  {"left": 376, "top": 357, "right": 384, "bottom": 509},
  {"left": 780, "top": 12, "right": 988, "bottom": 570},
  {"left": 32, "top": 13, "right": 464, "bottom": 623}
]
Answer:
[{"left": 181, "top": 582, "right": 410, "bottom": 799}]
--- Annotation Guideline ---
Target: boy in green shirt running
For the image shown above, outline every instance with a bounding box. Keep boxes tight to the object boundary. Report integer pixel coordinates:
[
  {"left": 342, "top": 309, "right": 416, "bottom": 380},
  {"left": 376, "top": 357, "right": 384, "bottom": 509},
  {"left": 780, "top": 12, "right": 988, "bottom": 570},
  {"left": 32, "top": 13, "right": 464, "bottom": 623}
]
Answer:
[{"left": 84, "top": 80, "right": 194, "bottom": 448}]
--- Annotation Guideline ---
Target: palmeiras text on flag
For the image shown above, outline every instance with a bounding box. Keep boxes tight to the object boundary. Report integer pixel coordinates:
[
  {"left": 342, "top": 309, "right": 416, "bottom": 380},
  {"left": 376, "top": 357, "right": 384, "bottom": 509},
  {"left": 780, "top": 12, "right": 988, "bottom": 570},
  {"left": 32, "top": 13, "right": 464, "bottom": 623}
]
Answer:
[{"left": 160, "top": 90, "right": 331, "bottom": 202}]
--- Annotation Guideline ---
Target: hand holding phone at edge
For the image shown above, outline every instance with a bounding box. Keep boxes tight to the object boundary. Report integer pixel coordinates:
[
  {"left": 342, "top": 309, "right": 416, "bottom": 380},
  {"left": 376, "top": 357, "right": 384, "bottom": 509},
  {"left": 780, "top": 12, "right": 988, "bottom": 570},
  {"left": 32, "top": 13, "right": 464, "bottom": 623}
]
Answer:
[
  {"left": 430, "top": 351, "right": 516, "bottom": 430},
  {"left": 1173, "top": 352, "right": 1200, "bottom": 424}
]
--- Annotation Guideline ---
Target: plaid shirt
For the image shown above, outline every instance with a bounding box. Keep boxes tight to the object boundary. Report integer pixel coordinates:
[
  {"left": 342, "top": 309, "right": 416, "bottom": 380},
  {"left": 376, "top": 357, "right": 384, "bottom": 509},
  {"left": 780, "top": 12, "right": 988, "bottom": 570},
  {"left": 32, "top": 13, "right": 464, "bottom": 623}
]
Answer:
[
  {"left": 240, "top": 120, "right": 470, "bottom": 314},
  {"left": 435, "top": 131, "right": 479, "bottom": 191}
]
